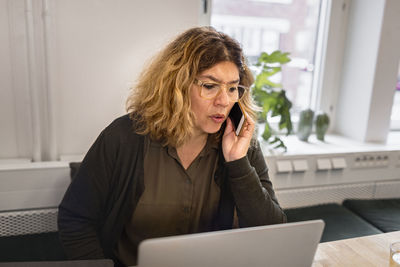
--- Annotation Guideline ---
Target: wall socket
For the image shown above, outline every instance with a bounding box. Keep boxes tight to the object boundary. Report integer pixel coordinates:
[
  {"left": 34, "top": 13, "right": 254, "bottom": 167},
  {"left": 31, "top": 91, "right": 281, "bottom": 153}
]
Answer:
[{"left": 353, "top": 154, "right": 389, "bottom": 168}]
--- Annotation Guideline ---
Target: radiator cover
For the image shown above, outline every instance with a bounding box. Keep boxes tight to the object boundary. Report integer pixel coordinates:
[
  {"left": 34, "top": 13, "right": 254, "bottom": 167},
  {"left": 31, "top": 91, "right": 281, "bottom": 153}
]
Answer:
[{"left": 0, "top": 208, "right": 58, "bottom": 236}]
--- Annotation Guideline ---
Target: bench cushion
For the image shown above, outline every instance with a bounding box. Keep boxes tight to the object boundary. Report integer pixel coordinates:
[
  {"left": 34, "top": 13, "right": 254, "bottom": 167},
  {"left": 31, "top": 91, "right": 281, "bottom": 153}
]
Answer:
[
  {"left": 0, "top": 259, "right": 114, "bottom": 266},
  {"left": 284, "top": 203, "right": 383, "bottom": 242},
  {"left": 343, "top": 198, "right": 400, "bottom": 233},
  {"left": 0, "top": 232, "right": 66, "bottom": 262}
]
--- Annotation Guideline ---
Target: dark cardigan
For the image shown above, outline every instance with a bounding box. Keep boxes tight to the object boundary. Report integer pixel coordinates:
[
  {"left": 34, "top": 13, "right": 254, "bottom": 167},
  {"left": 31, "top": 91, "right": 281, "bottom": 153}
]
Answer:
[{"left": 58, "top": 114, "right": 286, "bottom": 264}]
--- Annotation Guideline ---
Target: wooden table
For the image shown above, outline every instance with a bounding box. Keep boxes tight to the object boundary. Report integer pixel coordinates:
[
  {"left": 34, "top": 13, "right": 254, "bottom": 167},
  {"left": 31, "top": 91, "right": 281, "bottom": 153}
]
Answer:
[{"left": 313, "top": 231, "right": 400, "bottom": 266}]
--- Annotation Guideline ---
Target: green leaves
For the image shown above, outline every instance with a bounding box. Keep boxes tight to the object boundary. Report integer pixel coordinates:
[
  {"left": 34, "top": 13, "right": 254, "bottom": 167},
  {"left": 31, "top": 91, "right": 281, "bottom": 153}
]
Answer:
[
  {"left": 257, "top": 51, "right": 291, "bottom": 65},
  {"left": 252, "top": 50, "right": 293, "bottom": 152},
  {"left": 315, "top": 112, "right": 330, "bottom": 127},
  {"left": 255, "top": 70, "right": 282, "bottom": 89}
]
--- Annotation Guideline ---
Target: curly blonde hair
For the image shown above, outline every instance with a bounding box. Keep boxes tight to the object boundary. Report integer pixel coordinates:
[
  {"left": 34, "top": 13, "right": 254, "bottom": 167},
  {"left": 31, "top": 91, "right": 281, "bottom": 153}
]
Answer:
[{"left": 126, "top": 26, "right": 257, "bottom": 147}]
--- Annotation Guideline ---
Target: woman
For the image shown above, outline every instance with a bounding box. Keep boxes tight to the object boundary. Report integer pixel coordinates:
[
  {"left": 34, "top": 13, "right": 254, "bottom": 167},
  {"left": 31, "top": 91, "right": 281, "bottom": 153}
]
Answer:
[{"left": 58, "top": 26, "right": 286, "bottom": 267}]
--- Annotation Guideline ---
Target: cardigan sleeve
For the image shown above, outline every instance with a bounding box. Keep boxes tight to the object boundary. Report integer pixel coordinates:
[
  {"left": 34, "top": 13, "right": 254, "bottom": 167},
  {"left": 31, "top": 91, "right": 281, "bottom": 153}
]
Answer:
[
  {"left": 58, "top": 128, "right": 118, "bottom": 259},
  {"left": 225, "top": 140, "right": 287, "bottom": 227}
]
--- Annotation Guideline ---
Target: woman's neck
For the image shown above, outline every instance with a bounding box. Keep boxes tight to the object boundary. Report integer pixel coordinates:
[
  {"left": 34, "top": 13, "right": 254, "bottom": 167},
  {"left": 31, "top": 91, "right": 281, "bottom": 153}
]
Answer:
[
  {"left": 187, "top": 131, "right": 208, "bottom": 147},
  {"left": 176, "top": 132, "right": 208, "bottom": 170}
]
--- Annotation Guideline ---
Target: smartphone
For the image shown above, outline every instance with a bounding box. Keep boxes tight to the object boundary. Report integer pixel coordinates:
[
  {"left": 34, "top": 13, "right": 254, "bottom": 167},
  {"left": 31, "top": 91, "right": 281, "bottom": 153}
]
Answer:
[{"left": 228, "top": 102, "right": 247, "bottom": 136}]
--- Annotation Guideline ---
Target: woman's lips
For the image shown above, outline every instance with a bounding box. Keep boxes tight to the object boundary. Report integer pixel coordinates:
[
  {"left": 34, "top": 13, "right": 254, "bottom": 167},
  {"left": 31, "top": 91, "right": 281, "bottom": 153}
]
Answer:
[{"left": 210, "top": 114, "right": 226, "bottom": 123}]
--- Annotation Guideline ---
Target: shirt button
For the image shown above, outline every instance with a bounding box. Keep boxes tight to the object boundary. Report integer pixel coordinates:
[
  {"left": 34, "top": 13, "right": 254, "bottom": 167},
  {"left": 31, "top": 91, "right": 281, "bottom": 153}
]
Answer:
[
  {"left": 186, "top": 179, "right": 192, "bottom": 184},
  {"left": 183, "top": 207, "right": 190, "bottom": 213}
]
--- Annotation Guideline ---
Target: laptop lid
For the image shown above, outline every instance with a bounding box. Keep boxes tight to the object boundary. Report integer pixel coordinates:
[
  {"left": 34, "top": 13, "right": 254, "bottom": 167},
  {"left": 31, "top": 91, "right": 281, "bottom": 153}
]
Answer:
[{"left": 137, "top": 219, "right": 324, "bottom": 267}]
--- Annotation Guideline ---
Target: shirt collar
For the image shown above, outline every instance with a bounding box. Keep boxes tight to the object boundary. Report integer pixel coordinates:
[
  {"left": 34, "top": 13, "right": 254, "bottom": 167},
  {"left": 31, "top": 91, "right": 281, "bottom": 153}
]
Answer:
[{"left": 165, "top": 134, "right": 219, "bottom": 160}]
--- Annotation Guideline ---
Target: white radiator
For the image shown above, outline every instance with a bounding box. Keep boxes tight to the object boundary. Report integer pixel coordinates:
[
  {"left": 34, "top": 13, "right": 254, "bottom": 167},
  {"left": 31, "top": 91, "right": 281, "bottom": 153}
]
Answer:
[
  {"left": 276, "top": 180, "right": 400, "bottom": 209},
  {"left": 374, "top": 180, "right": 400, "bottom": 199},
  {"left": 0, "top": 208, "right": 58, "bottom": 237},
  {"left": 276, "top": 182, "right": 375, "bottom": 209}
]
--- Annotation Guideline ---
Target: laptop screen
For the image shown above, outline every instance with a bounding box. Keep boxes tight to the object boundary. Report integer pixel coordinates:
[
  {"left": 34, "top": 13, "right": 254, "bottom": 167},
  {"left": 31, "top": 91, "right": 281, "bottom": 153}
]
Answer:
[{"left": 137, "top": 220, "right": 324, "bottom": 267}]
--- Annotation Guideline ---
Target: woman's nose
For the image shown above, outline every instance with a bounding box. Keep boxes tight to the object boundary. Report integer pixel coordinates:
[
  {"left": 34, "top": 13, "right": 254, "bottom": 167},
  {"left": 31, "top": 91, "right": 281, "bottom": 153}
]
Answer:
[{"left": 214, "top": 86, "right": 230, "bottom": 106}]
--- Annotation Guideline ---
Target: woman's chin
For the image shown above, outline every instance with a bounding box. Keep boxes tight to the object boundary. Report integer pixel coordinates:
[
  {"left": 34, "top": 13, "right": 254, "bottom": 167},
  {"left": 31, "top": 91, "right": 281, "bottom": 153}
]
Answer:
[
  {"left": 205, "top": 125, "right": 223, "bottom": 134},
  {"left": 194, "top": 121, "right": 224, "bottom": 135}
]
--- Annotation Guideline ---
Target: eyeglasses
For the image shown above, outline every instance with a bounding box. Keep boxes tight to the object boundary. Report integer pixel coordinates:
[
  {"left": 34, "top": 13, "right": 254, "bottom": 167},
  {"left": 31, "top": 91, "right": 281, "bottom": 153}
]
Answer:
[{"left": 194, "top": 79, "right": 248, "bottom": 102}]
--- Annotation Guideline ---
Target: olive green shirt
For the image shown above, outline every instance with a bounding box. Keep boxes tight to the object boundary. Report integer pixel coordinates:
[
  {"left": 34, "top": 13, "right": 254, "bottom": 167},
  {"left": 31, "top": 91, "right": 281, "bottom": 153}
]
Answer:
[
  {"left": 115, "top": 135, "right": 220, "bottom": 265},
  {"left": 58, "top": 115, "right": 287, "bottom": 265}
]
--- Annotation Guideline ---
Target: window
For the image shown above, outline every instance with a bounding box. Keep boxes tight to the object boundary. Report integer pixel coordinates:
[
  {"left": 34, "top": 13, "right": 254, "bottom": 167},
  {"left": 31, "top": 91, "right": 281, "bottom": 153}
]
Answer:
[
  {"left": 211, "top": 0, "right": 324, "bottom": 117},
  {"left": 390, "top": 63, "right": 400, "bottom": 130}
]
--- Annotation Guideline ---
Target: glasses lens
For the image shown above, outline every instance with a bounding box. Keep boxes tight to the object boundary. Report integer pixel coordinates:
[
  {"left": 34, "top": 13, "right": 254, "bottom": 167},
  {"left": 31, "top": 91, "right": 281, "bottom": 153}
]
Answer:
[
  {"left": 198, "top": 81, "right": 246, "bottom": 101},
  {"left": 201, "top": 83, "right": 220, "bottom": 99},
  {"left": 237, "top": 86, "right": 245, "bottom": 100},
  {"left": 227, "top": 86, "right": 240, "bottom": 102}
]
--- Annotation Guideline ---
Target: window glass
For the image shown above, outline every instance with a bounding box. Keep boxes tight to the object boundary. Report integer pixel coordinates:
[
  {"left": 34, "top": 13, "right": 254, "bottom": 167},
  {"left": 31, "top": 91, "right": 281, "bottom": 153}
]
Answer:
[
  {"left": 390, "top": 63, "right": 400, "bottom": 130},
  {"left": 211, "top": 0, "right": 323, "bottom": 115}
]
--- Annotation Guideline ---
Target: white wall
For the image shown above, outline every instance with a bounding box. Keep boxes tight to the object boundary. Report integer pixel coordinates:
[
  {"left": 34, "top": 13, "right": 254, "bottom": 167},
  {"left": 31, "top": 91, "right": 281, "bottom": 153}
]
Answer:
[
  {"left": 367, "top": 0, "right": 400, "bottom": 141},
  {"left": 52, "top": 0, "right": 200, "bottom": 158},
  {"left": 0, "top": 0, "right": 202, "bottom": 161},
  {"left": 0, "top": 0, "right": 19, "bottom": 158},
  {"left": 334, "top": 0, "right": 400, "bottom": 143}
]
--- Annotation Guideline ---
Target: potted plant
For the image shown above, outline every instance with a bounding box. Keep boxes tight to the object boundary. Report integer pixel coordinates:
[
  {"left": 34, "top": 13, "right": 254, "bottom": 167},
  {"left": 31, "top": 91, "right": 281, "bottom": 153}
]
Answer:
[
  {"left": 251, "top": 51, "right": 293, "bottom": 152},
  {"left": 315, "top": 111, "right": 330, "bottom": 141},
  {"left": 297, "top": 108, "right": 314, "bottom": 142}
]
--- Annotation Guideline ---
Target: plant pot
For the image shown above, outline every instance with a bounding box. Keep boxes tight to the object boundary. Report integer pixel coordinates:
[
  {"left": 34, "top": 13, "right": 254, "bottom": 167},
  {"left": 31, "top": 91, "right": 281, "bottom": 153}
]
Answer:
[
  {"left": 297, "top": 109, "right": 314, "bottom": 142},
  {"left": 315, "top": 111, "right": 330, "bottom": 141}
]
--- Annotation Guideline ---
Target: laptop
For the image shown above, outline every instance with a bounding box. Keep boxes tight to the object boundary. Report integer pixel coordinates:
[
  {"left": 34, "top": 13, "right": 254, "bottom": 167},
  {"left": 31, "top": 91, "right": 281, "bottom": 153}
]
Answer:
[{"left": 136, "top": 219, "right": 324, "bottom": 267}]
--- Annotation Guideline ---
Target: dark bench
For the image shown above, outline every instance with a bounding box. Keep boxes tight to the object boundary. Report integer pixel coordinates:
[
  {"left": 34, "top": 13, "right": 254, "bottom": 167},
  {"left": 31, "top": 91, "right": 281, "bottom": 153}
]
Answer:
[
  {"left": 0, "top": 232, "right": 66, "bottom": 262},
  {"left": 284, "top": 203, "right": 382, "bottom": 242},
  {"left": 343, "top": 198, "right": 400, "bottom": 233},
  {"left": 284, "top": 199, "right": 400, "bottom": 242}
]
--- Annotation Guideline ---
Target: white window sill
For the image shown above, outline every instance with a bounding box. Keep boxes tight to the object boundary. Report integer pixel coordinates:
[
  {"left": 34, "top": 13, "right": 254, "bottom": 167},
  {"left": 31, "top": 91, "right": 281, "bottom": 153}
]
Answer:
[
  {"left": 0, "top": 161, "right": 69, "bottom": 171},
  {"left": 260, "top": 131, "right": 400, "bottom": 156}
]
